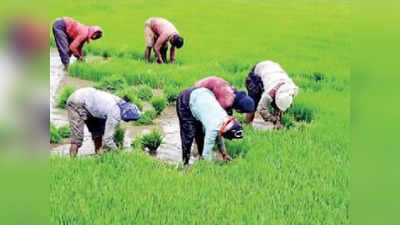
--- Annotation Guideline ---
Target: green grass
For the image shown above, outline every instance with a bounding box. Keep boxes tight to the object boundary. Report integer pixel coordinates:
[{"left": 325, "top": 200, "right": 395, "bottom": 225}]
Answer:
[
  {"left": 57, "top": 125, "right": 71, "bottom": 138},
  {"left": 134, "top": 110, "right": 157, "bottom": 125},
  {"left": 151, "top": 95, "right": 167, "bottom": 115},
  {"left": 50, "top": 1, "right": 350, "bottom": 224},
  {"left": 132, "top": 129, "right": 163, "bottom": 153},
  {"left": 50, "top": 122, "right": 62, "bottom": 144},
  {"left": 56, "top": 86, "right": 76, "bottom": 109},
  {"left": 113, "top": 125, "right": 125, "bottom": 149}
]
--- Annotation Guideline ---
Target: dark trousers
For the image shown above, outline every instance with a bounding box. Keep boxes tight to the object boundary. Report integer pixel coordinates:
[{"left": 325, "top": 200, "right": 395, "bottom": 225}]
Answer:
[
  {"left": 245, "top": 68, "right": 264, "bottom": 108},
  {"left": 52, "top": 19, "right": 71, "bottom": 66},
  {"left": 176, "top": 87, "right": 205, "bottom": 165}
]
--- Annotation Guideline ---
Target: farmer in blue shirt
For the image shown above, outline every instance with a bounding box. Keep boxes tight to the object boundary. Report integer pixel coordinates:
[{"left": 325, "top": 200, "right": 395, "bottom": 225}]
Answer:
[
  {"left": 67, "top": 87, "right": 141, "bottom": 156},
  {"left": 176, "top": 87, "right": 244, "bottom": 165}
]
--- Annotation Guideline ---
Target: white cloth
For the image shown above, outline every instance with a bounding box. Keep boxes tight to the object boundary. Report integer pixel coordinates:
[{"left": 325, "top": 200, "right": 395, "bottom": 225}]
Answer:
[
  {"left": 254, "top": 60, "right": 299, "bottom": 112},
  {"left": 67, "top": 87, "right": 122, "bottom": 149}
]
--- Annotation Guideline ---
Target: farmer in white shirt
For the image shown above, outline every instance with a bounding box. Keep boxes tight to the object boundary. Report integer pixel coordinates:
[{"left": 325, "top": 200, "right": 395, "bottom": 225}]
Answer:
[
  {"left": 66, "top": 87, "right": 141, "bottom": 156},
  {"left": 245, "top": 60, "right": 299, "bottom": 129}
]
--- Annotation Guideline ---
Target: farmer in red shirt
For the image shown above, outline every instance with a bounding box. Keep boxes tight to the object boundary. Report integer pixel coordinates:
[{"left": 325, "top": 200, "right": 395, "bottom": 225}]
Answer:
[
  {"left": 52, "top": 17, "right": 103, "bottom": 70},
  {"left": 144, "top": 17, "right": 184, "bottom": 64},
  {"left": 196, "top": 76, "right": 255, "bottom": 115}
]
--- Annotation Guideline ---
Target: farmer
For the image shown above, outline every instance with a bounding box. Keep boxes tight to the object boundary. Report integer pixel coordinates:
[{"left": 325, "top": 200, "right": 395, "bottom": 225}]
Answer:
[
  {"left": 144, "top": 17, "right": 184, "bottom": 64},
  {"left": 176, "top": 87, "right": 244, "bottom": 165},
  {"left": 52, "top": 17, "right": 103, "bottom": 71},
  {"left": 66, "top": 87, "right": 140, "bottom": 156},
  {"left": 196, "top": 76, "right": 255, "bottom": 115},
  {"left": 245, "top": 60, "right": 299, "bottom": 129}
]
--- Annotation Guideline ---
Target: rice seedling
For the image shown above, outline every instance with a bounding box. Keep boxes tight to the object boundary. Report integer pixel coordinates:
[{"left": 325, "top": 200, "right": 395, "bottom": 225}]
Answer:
[
  {"left": 151, "top": 96, "right": 167, "bottom": 115},
  {"left": 57, "top": 125, "right": 71, "bottom": 138},
  {"left": 50, "top": 122, "right": 62, "bottom": 144},
  {"left": 56, "top": 86, "right": 76, "bottom": 109},
  {"left": 113, "top": 125, "right": 125, "bottom": 148},
  {"left": 115, "top": 87, "right": 144, "bottom": 110},
  {"left": 136, "top": 85, "right": 153, "bottom": 101},
  {"left": 135, "top": 129, "right": 163, "bottom": 153},
  {"left": 94, "top": 74, "right": 127, "bottom": 92},
  {"left": 134, "top": 110, "right": 157, "bottom": 125},
  {"left": 164, "top": 86, "right": 181, "bottom": 104}
]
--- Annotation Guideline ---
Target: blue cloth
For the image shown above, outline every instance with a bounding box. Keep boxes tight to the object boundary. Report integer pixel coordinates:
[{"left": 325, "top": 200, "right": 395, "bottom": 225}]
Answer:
[
  {"left": 118, "top": 101, "right": 141, "bottom": 121},
  {"left": 189, "top": 88, "right": 228, "bottom": 160},
  {"left": 232, "top": 90, "right": 255, "bottom": 113}
]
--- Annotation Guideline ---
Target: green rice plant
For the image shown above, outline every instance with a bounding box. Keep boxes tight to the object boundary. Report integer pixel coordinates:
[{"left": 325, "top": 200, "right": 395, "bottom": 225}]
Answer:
[
  {"left": 130, "top": 136, "right": 143, "bottom": 150},
  {"left": 136, "top": 85, "right": 153, "bottom": 101},
  {"left": 134, "top": 110, "right": 157, "bottom": 125},
  {"left": 115, "top": 87, "right": 144, "bottom": 110},
  {"left": 113, "top": 125, "right": 125, "bottom": 148},
  {"left": 57, "top": 125, "right": 71, "bottom": 138},
  {"left": 151, "top": 96, "right": 167, "bottom": 115},
  {"left": 287, "top": 102, "right": 315, "bottom": 123},
  {"left": 163, "top": 86, "right": 181, "bottom": 104},
  {"left": 50, "top": 1, "right": 350, "bottom": 224},
  {"left": 233, "top": 112, "right": 246, "bottom": 125},
  {"left": 224, "top": 138, "right": 248, "bottom": 159},
  {"left": 94, "top": 74, "right": 127, "bottom": 92},
  {"left": 140, "top": 129, "right": 163, "bottom": 152},
  {"left": 50, "top": 122, "right": 62, "bottom": 144},
  {"left": 280, "top": 114, "right": 295, "bottom": 129},
  {"left": 56, "top": 86, "right": 75, "bottom": 109}
]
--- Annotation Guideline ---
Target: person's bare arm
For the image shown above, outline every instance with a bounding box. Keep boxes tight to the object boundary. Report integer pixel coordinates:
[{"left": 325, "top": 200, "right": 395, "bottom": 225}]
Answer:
[
  {"left": 170, "top": 46, "right": 176, "bottom": 64},
  {"left": 69, "top": 34, "right": 87, "bottom": 59},
  {"left": 216, "top": 137, "right": 231, "bottom": 161},
  {"left": 274, "top": 109, "right": 283, "bottom": 130},
  {"left": 153, "top": 34, "right": 168, "bottom": 63},
  {"left": 246, "top": 111, "right": 256, "bottom": 123}
]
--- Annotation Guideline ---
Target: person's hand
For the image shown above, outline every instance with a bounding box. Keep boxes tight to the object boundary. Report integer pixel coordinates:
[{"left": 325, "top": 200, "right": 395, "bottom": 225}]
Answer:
[
  {"left": 275, "top": 121, "right": 283, "bottom": 130},
  {"left": 222, "top": 152, "right": 232, "bottom": 161}
]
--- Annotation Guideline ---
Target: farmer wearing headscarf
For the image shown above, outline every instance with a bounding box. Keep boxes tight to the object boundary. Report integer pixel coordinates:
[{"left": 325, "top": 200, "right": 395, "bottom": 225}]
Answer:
[
  {"left": 144, "top": 17, "right": 184, "bottom": 64},
  {"left": 176, "top": 87, "right": 244, "bottom": 165},
  {"left": 52, "top": 17, "right": 103, "bottom": 71},
  {"left": 246, "top": 60, "right": 299, "bottom": 129},
  {"left": 196, "top": 76, "right": 255, "bottom": 115},
  {"left": 67, "top": 87, "right": 140, "bottom": 156}
]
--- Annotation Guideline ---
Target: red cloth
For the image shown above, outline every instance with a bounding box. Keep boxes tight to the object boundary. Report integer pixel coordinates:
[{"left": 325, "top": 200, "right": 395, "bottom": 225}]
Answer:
[
  {"left": 196, "top": 76, "right": 235, "bottom": 110},
  {"left": 63, "top": 17, "right": 102, "bottom": 57}
]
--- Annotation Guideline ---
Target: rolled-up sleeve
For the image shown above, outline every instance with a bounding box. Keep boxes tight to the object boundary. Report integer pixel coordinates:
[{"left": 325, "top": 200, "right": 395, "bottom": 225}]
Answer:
[
  {"left": 257, "top": 92, "right": 273, "bottom": 120},
  {"left": 103, "top": 106, "right": 121, "bottom": 150},
  {"left": 202, "top": 128, "right": 219, "bottom": 160}
]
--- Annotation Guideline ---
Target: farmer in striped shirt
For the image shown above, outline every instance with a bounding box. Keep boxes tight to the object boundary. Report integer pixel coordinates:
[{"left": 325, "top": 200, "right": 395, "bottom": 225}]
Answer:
[{"left": 144, "top": 17, "right": 184, "bottom": 64}]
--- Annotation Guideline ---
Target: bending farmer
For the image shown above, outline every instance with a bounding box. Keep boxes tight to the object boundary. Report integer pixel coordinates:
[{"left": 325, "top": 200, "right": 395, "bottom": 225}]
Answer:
[
  {"left": 196, "top": 76, "right": 255, "bottom": 115},
  {"left": 177, "top": 87, "right": 244, "bottom": 165},
  {"left": 52, "top": 17, "right": 103, "bottom": 71},
  {"left": 67, "top": 87, "right": 140, "bottom": 156},
  {"left": 144, "top": 17, "right": 184, "bottom": 64},
  {"left": 245, "top": 60, "right": 299, "bottom": 129}
]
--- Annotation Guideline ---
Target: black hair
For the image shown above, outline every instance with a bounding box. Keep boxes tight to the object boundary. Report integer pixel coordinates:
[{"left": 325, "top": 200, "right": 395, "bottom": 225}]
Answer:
[
  {"left": 171, "top": 34, "right": 184, "bottom": 48},
  {"left": 123, "top": 95, "right": 132, "bottom": 103}
]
